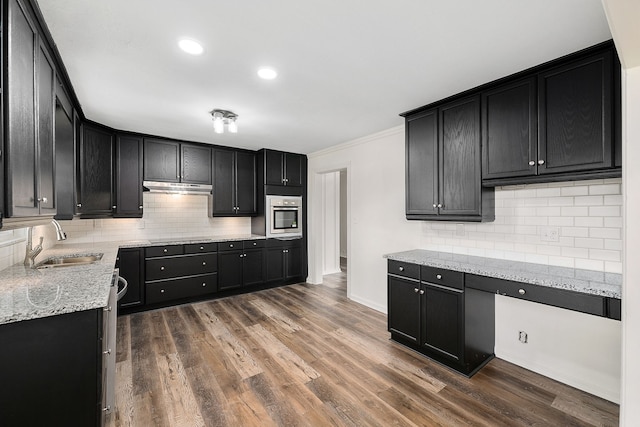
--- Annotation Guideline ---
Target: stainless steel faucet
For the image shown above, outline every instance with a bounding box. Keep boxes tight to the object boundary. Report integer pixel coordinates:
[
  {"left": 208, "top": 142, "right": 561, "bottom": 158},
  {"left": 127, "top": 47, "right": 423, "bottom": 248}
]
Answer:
[
  {"left": 23, "top": 220, "right": 68, "bottom": 268},
  {"left": 24, "top": 227, "right": 43, "bottom": 268}
]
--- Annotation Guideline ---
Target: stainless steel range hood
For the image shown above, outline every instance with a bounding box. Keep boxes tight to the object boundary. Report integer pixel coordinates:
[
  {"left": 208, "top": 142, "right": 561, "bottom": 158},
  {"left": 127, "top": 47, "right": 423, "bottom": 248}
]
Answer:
[{"left": 143, "top": 181, "right": 213, "bottom": 195}]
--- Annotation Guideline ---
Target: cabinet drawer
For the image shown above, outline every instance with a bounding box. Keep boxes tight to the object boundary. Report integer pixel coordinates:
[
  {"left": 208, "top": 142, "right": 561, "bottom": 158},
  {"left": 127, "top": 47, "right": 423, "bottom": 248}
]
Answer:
[
  {"left": 388, "top": 260, "right": 420, "bottom": 280},
  {"left": 466, "top": 274, "right": 606, "bottom": 317},
  {"left": 146, "top": 245, "right": 184, "bottom": 258},
  {"left": 146, "top": 274, "right": 217, "bottom": 304},
  {"left": 218, "top": 241, "right": 243, "bottom": 251},
  {"left": 146, "top": 254, "right": 217, "bottom": 281},
  {"left": 421, "top": 266, "right": 464, "bottom": 291},
  {"left": 244, "top": 239, "right": 265, "bottom": 249},
  {"left": 184, "top": 242, "right": 218, "bottom": 254}
]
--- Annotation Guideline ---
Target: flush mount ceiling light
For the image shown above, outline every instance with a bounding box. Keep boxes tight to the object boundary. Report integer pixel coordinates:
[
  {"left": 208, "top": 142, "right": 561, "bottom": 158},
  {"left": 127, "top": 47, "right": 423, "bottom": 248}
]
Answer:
[
  {"left": 257, "top": 67, "right": 278, "bottom": 80},
  {"left": 210, "top": 109, "right": 238, "bottom": 134},
  {"left": 178, "top": 38, "right": 204, "bottom": 55}
]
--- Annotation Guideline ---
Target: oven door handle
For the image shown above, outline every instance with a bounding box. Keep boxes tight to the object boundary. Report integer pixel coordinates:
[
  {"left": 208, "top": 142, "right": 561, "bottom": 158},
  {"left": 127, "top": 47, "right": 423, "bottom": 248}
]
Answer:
[{"left": 116, "top": 276, "right": 129, "bottom": 301}]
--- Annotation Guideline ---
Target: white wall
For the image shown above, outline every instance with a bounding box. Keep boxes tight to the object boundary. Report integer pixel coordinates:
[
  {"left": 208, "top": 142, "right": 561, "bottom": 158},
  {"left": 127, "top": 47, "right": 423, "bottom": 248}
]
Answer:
[{"left": 308, "top": 125, "right": 622, "bottom": 402}]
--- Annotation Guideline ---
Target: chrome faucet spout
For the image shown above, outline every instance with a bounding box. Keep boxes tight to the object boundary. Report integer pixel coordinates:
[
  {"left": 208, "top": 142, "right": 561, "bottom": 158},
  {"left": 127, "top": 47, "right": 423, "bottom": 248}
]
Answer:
[
  {"left": 52, "top": 219, "right": 67, "bottom": 241},
  {"left": 24, "top": 227, "right": 44, "bottom": 268}
]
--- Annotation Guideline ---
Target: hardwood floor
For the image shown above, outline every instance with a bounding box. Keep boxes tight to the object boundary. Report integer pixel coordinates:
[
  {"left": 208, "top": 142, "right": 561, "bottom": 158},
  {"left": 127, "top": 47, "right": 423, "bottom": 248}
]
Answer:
[{"left": 107, "top": 264, "right": 619, "bottom": 426}]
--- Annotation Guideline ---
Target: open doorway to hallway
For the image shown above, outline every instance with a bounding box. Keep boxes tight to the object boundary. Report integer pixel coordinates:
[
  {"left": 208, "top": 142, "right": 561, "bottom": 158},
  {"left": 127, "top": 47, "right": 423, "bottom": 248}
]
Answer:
[{"left": 320, "top": 168, "right": 348, "bottom": 291}]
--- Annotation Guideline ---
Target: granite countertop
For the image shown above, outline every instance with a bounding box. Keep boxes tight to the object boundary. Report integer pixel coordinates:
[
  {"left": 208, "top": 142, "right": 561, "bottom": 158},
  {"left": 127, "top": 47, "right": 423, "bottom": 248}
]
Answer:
[
  {"left": 384, "top": 249, "right": 622, "bottom": 299},
  {"left": 0, "top": 234, "right": 267, "bottom": 326}
]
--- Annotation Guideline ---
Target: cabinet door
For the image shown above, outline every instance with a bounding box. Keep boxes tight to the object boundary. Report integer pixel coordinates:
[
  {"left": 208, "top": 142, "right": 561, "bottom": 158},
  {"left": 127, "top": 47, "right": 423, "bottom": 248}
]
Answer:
[
  {"left": 243, "top": 248, "right": 264, "bottom": 287},
  {"left": 182, "top": 144, "right": 211, "bottom": 184},
  {"left": 143, "top": 139, "right": 179, "bottom": 182},
  {"left": 235, "top": 151, "right": 256, "bottom": 215},
  {"left": 54, "top": 98, "right": 75, "bottom": 220},
  {"left": 265, "top": 150, "right": 284, "bottom": 185},
  {"left": 7, "top": 0, "right": 38, "bottom": 217},
  {"left": 422, "top": 284, "right": 463, "bottom": 362},
  {"left": 266, "top": 246, "right": 285, "bottom": 282},
  {"left": 211, "top": 149, "right": 236, "bottom": 215},
  {"left": 37, "top": 42, "right": 56, "bottom": 215},
  {"left": 115, "top": 135, "right": 143, "bottom": 217},
  {"left": 117, "top": 248, "right": 144, "bottom": 308},
  {"left": 78, "top": 124, "right": 114, "bottom": 216},
  {"left": 284, "top": 153, "right": 303, "bottom": 186},
  {"left": 218, "top": 250, "right": 244, "bottom": 290},
  {"left": 439, "top": 96, "right": 481, "bottom": 217},
  {"left": 405, "top": 109, "right": 438, "bottom": 217},
  {"left": 482, "top": 78, "right": 537, "bottom": 180},
  {"left": 285, "top": 244, "right": 304, "bottom": 280},
  {"left": 538, "top": 51, "right": 613, "bottom": 174},
  {"left": 387, "top": 276, "right": 421, "bottom": 344}
]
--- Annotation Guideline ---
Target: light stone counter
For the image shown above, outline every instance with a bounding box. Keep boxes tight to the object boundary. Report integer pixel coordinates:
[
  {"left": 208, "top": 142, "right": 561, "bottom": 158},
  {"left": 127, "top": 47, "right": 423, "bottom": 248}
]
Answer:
[
  {"left": 0, "top": 234, "right": 267, "bottom": 325},
  {"left": 384, "top": 249, "right": 621, "bottom": 299}
]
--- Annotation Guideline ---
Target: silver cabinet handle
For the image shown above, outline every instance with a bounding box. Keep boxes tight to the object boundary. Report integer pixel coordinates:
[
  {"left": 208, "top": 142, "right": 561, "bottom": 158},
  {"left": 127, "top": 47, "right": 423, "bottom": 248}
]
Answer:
[
  {"left": 139, "top": 205, "right": 143, "bottom": 209},
  {"left": 436, "top": 274, "right": 442, "bottom": 280},
  {"left": 538, "top": 160, "right": 545, "bottom": 165},
  {"left": 160, "top": 289, "right": 165, "bottom": 293},
  {"left": 414, "top": 288, "right": 419, "bottom": 293},
  {"left": 160, "top": 266, "right": 165, "bottom": 271},
  {"left": 519, "top": 289, "right": 526, "bottom": 295},
  {"left": 163, "top": 249, "right": 168, "bottom": 253},
  {"left": 103, "top": 349, "right": 111, "bottom": 355},
  {"left": 419, "top": 290, "right": 425, "bottom": 295},
  {"left": 433, "top": 203, "right": 437, "bottom": 209},
  {"left": 229, "top": 244, "right": 234, "bottom": 248},
  {"left": 253, "top": 242, "right": 257, "bottom": 246},
  {"left": 202, "top": 283, "right": 206, "bottom": 287},
  {"left": 528, "top": 160, "right": 535, "bottom": 166},
  {"left": 398, "top": 266, "right": 404, "bottom": 272},
  {"left": 103, "top": 406, "right": 111, "bottom": 412},
  {"left": 437, "top": 203, "right": 443, "bottom": 208},
  {"left": 200, "top": 246, "right": 204, "bottom": 250},
  {"left": 112, "top": 205, "right": 117, "bottom": 209},
  {"left": 37, "top": 197, "right": 48, "bottom": 203},
  {"left": 77, "top": 203, "right": 82, "bottom": 207},
  {"left": 202, "top": 262, "right": 206, "bottom": 266}
]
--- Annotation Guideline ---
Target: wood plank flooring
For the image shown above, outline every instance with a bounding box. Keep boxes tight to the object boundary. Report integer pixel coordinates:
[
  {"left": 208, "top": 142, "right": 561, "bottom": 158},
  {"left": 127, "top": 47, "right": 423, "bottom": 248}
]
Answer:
[{"left": 107, "top": 262, "right": 619, "bottom": 426}]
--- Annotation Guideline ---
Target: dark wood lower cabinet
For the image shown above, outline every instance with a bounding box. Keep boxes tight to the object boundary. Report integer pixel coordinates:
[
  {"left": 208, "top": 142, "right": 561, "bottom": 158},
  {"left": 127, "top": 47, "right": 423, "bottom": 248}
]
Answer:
[
  {"left": 0, "top": 309, "right": 104, "bottom": 426},
  {"left": 387, "top": 260, "right": 495, "bottom": 376},
  {"left": 146, "top": 274, "right": 217, "bottom": 304},
  {"left": 117, "top": 248, "right": 144, "bottom": 309},
  {"left": 266, "top": 238, "right": 305, "bottom": 283},
  {"left": 218, "top": 240, "right": 266, "bottom": 290}
]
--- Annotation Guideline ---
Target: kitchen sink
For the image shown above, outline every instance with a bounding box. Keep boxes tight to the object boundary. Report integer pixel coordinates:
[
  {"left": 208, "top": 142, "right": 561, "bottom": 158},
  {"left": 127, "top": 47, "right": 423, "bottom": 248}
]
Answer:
[{"left": 36, "top": 253, "right": 104, "bottom": 269}]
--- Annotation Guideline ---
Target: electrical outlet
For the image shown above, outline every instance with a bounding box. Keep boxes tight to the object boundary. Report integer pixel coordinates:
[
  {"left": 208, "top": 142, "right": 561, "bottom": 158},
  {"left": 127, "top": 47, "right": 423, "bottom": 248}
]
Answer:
[
  {"left": 519, "top": 331, "right": 528, "bottom": 344},
  {"left": 540, "top": 226, "right": 559, "bottom": 242}
]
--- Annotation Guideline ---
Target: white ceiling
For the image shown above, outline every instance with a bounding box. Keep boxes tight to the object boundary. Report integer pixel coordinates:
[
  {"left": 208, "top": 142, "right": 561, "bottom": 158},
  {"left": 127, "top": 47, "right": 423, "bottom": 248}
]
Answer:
[{"left": 37, "top": 0, "right": 612, "bottom": 154}]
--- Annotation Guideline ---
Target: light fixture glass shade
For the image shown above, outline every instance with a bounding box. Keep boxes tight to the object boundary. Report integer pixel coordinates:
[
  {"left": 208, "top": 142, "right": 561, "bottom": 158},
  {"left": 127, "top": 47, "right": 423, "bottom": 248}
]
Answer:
[
  {"left": 213, "top": 113, "right": 224, "bottom": 134},
  {"left": 228, "top": 118, "right": 238, "bottom": 133}
]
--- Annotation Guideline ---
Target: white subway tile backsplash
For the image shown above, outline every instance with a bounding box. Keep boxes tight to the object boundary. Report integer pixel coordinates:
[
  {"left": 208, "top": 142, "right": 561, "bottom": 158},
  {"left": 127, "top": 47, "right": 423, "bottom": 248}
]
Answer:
[{"left": 420, "top": 178, "right": 621, "bottom": 273}]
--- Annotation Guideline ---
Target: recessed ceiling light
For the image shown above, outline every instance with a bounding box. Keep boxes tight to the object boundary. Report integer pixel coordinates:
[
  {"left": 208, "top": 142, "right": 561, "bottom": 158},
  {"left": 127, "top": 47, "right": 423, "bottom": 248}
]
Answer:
[
  {"left": 178, "top": 38, "right": 204, "bottom": 55},
  {"left": 258, "top": 67, "right": 278, "bottom": 80}
]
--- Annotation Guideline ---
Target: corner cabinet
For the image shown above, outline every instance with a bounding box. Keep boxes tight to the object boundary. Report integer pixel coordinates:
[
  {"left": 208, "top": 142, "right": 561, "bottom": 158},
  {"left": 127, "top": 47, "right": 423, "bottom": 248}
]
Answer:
[
  {"left": 404, "top": 96, "right": 494, "bottom": 222},
  {"left": 5, "top": 0, "right": 56, "bottom": 218},
  {"left": 211, "top": 149, "right": 256, "bottom": 216},
  {"left": 387, "top": 260, "right": 495, "bottom": 376}
]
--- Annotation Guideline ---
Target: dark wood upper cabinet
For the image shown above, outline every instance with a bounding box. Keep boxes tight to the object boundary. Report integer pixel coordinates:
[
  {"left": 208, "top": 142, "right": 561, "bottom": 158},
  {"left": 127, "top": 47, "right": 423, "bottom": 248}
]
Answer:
[
  {"left": 538, "top": 50, "right": 613, "bottom": 175},
  {"left": 143, "top": 139, "right": 211, "bottom": 184},
  {"left": 115, "top": 135, "right": 143, "bottom": 218},
  {"left": 406, "top": 109, "right": 438, "bottom": 218},
  {"left": 480, "top": 43, "right": 620, "bottom": 186},
  {"left": 181, "top": 144, "right": 211, "bottom": 184},
  {"left": 439, "top": 96, "right": 483, "bottom": 218},
  {"left": 264, "top": 150, "right": 304, "bottom": 187},
  {"left": 482, "top": 78, "right": 537, "bottom": 180},
  {"left": 404, "top": 96, "right": 493, "bottom": 221},
  {"left": 143, "top": 139, "right": 180, "bottom": 182},
  {"left": 77, "top": 123, "right": 114, "bottom": 217},
  {"left": 5, "top": 0, "right": 56, "bottom": 217},
  {"left": 211, "top": 149, "right": 256, "bottom": 216},
  {"left": 54, "top": 97, "right": 75, "bottom": 220}
]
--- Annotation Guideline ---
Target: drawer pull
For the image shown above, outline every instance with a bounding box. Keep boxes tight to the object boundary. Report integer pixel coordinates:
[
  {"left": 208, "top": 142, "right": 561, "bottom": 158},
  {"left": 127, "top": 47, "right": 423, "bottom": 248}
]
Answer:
[
  {"left": 436, "top": 274, "right": 442, "bottom": 280},
  {"left": 103, "top": 349, "right": 111, "bottom": 355},
  {"left": 518, "top": 289, "right": 526, "bottom": 295},
  {"left": 202, "top": 262, "right": 207, "bottom": 266},
  {"left": 253, "top": 242, "right": 257, "bottom": 246},
  {"left": 414, "top": 288, "right": 419, "bottom": 293},
  {"left": 160, "top": 289, "right": 165, "bottom": 293},
  {"left": 202, "top": 283, "right": 206, "bottom": 287},
  {"left": 398, "top": 266, "right": 404, "bottom": 272},
  {"left": 200, "top": 246, "right": 204, "bottom": 250},
  {"left": 163, "top": 249, "right": 168, "bottom": 253},
  {"left": 229, "top": 244, "right": 234, "bottom": 248},
  {"left": 160, "top": 266, "right": 165, "bottom": 271}
]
